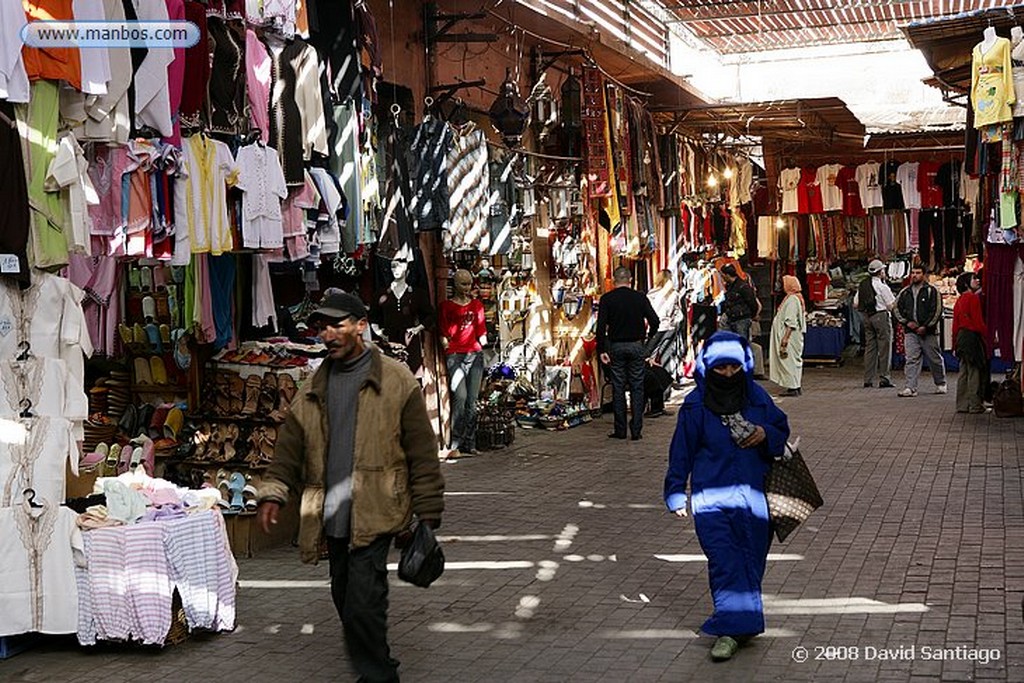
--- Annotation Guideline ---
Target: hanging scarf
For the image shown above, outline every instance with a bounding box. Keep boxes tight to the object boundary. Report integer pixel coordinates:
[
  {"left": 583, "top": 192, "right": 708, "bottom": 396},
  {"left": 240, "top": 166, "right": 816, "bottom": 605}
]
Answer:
[{"left": 703, "top": 368, "right": 748, "bottom": 415}]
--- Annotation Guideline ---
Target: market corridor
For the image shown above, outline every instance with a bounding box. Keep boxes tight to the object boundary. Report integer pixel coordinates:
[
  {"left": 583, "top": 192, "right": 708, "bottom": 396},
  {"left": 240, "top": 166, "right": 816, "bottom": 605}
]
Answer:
[{"left": 3, "top": 365, "right": 1021, "bottom": 683}]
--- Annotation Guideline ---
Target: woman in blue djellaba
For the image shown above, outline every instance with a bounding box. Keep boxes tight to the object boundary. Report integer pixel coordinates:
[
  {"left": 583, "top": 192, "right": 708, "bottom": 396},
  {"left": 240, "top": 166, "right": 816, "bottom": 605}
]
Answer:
[{"left": 664, "top": 331, "right": 790, "bottom": 661}]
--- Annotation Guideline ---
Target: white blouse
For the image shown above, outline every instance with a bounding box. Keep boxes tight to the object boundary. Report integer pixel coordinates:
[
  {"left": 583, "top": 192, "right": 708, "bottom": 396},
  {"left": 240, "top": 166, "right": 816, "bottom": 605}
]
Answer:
[
  {"left": 0, "top": 501, "right": 84, "bottom": 637},
  {"left": 0, "top": 357, "right": 89, "bottom": 426}
]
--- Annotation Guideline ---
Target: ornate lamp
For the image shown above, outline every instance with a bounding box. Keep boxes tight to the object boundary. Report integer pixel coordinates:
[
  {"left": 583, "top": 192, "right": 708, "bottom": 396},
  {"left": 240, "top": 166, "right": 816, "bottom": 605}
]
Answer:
[
  {"left": 489, "top": 68, "right": 531, "bottom": 145},
  {"left": 560, "top": 68, "right": 582, "bottom": 129}
]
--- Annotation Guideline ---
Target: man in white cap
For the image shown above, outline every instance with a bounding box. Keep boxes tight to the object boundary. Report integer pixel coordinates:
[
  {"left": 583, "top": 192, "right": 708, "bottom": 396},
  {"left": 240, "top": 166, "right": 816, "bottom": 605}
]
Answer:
[{"left": 855, "top": 260, "right": 896, "bottom": 388}]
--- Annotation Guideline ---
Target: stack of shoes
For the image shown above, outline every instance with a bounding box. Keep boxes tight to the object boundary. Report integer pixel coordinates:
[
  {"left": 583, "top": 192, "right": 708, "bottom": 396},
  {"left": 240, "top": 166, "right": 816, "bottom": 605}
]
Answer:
[
  {"left": 88, "top": 387, "right": 109, "bottom": 416},
  {"left": 104, "top": 371, "right": 132, "bottom": 419},
  {"left": 82, "top": 419, "right": 116, "bottom": 456}
]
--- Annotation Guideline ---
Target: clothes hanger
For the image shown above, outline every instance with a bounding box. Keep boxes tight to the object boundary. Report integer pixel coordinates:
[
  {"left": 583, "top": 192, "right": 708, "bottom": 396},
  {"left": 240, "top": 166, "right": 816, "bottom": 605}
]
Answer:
[
  {"left": 23, "top": 488, "right": 41, "bottom": 508},
  {"left": 19, "top": 398, "right": 33, "bottom": 419},
  {"left": 15, "top": 341, "right": 30, "bottom": 362}
]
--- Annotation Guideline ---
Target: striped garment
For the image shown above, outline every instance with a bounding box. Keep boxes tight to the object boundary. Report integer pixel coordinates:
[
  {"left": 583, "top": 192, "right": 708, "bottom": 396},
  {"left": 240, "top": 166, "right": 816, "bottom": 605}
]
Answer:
[{"left": 76, "top": 509, "right": 236, "bottom": 645}]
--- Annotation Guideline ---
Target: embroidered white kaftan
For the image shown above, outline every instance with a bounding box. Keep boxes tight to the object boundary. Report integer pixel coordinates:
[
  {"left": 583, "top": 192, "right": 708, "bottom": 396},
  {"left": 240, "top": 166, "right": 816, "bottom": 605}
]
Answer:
[
  {"left": 0, "top": 501, "right": 84, "bottom": 637},
  {"left": 236, "top": 143, "right": 288, "bottom": 249},
  {"left": 0, "top": 416, "right": 77, "bottom": 507}
]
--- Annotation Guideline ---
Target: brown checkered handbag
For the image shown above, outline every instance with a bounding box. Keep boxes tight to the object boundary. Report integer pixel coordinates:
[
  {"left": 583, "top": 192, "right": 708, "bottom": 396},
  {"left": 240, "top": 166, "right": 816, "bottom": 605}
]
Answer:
[{"left": 765, "top": 445, "right": 824, "bottom": 542}]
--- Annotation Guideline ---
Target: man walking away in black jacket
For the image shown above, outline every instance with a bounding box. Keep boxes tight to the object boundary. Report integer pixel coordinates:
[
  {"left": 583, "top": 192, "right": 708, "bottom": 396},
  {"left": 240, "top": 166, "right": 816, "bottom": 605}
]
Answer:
[
  {"left": 597, "top": 266, "right": 660, "bottom": 441},
  {"left": 720, "top": 264, "right": 758, "bottom": 341}
]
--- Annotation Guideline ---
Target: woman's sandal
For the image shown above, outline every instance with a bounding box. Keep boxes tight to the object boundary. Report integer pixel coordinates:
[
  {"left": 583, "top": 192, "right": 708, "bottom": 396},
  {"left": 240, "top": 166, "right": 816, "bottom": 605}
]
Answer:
[
  {"left": 258, "top": 372, "right": 279, "bottom": 417},
  {"left": 241, "top": 374, "right": 262, "bottom": 415}
]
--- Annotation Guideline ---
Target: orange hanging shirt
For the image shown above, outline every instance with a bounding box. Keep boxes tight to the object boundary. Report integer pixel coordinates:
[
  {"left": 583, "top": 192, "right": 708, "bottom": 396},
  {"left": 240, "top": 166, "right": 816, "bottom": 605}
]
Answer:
[{"left": 22, "top": 0, "right": 82, "bottom": 90}]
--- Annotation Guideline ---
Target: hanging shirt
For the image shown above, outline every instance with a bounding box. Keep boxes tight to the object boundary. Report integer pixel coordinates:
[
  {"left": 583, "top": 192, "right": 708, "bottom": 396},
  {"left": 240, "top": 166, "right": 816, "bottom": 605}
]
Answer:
[
  {"left": 778, "top": 167, "right": 801, "bottom": 214},
  {"left": 816, "top": 164, "right": 843, "bottom": 212},
  {"left": 44, "top": 132, "right": 96, "bottom": 257},
  {"left": 15, "top": 81, "right": 70, "bottom": 270},
  {"left": 76, "top": 0, "right": 131, "bottom": 144},
  {"left": 0, "top": 501, "right": 84, "bottom": 637},
  {"left": 896, "top": 162, "right": 922, "bottom": 209},
  {"left": 74, "top": 0, "right": 111, "bottom": 95},
  {"left": 245, "top": 29, "right": 271, "bottom": 143},
  {"left": 880, "top": 160, "right": 904, "bottom": 211},
  {"left": 178, "top": 0, "right": 209, "bottom": 131},
  {"left": 0, "top": 101, "right": 31, "bottom": 285},
  {"left": 133, "top": 0, "right": 174, "bottom": 136},
  {"left": 835, "top": 165, "right": 864, "bottom": 217},
  {"left": 0, "top": 416, "right": 77, "bottom": 507},
  {"left": 21, "top": 0, "right": 82, "bottom": 89},
  {"left": 0, "top": 357, "right": 88, "bottom": 428},
  {"left": 0, "top": 0, "right": 30, "bottom": 102},
  {"left": 235, "top": 142, "right": 288, "bottom": 249},
  {"left": 972, "top": 37, "right": 1015, "bottom": 128},
  {"left": 798, "top": 167, "right": 822, "bottom": 214},
  {"left": 177, "top": 136, "right": 238, "bottom": 256},
  {"left": 446, "top": 123, "right": 491, "bottom": 253},
  {"left": 918, "top": 161, "right": 944, "bottom": 209},
  {"left": 855, "top": 162, "right": 883, "bottom": 209}
]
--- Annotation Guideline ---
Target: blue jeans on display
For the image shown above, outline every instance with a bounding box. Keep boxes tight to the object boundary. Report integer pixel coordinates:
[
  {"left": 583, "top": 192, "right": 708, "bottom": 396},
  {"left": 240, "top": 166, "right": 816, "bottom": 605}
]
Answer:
[
  {"left": 327, "top": 535, "right": 400, "bottom": 682},
  {"left": 447, "top": 351, "right": 484, "bottom": 452},
  {"left": 609, "top": 341, "right": 646, "bottom": 438}
]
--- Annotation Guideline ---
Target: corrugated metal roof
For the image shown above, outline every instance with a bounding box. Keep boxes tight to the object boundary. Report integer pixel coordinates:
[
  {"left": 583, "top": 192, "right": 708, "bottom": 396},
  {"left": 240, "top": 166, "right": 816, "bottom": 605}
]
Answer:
[
  {"left": 664, "top": 0, "right": 1008, "bottom": 54},
  {"left": 857, "top": 105, "right": 967, "bottom": 134}
]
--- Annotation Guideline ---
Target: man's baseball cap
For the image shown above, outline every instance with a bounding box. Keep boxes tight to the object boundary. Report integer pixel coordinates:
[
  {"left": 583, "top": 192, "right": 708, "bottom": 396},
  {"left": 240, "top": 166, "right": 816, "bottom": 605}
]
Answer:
[
  {"left": 868, "top": 259, "right": 885, "bottom": 273},
  {"left": 310, "top": 291, "right": 367, "bottom": 323}
]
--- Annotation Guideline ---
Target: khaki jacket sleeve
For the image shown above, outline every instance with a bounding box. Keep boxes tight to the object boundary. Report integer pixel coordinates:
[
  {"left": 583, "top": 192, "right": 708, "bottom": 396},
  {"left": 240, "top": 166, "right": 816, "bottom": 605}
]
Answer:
[
  {"left": 400, "top": 386, "right": 445, "bottom": 520},
  {"left": 258, "top": 410, "right": 306, "bottom": 506}
]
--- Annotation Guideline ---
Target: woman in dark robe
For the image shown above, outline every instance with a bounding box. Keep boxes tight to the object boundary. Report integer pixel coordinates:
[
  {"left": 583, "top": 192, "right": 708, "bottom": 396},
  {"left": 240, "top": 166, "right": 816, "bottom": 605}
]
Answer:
[{"left": 664, "top": 331, "right": 790, "bottom": 661}]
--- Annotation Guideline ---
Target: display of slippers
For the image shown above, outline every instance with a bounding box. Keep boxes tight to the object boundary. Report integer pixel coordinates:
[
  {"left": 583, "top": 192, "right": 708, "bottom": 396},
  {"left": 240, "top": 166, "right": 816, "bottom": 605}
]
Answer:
[
  {"left": 105, "top": 443, "right": 122, "bottom": 474},
  {"left": 134, "top": 357, "right": 153, "bottom": 385},
  {"left": 242, "top": 483, "right": 258, "bottom": 512},
  {"left": 117, "top": 445, "right": 134, "bottom": 475},
  {"left": 150, "top": 356, "right": 168, "bottom": 385},
  {"left": 228, "top": 472, "right": 246, "bottom": 512},
  {"left": 79, "top": 443, "right": 108, "bottom": 471}
]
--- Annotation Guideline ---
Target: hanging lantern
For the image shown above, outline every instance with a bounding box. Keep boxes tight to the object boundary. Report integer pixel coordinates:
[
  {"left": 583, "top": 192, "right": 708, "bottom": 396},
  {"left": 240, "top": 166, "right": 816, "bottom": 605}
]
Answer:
[
  {"left": 489, "top": 68, "right": 531, "bottom": 145},
  {"left": 550, "top": 278, "right": 566, "bottom": 307},
  {"left": 529, "top": 75, "right": 558, "bottom": 143},
  {"left": 562, "top": 292, "right": 587, "bottom": 320},
  {"left": 560, "top": 67, "right": 582, "bottom": 130}
]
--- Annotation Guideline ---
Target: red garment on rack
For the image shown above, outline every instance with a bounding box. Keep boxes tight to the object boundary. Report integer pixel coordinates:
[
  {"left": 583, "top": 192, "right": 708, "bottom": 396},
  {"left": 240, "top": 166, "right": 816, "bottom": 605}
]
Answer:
[{"left": 798, "top": 167, "right": 823, "bottom": 215}]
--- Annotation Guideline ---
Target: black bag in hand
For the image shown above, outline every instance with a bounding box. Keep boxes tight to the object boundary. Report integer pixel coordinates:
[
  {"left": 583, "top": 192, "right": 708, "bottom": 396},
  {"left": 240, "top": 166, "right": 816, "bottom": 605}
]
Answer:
[
  {"left": 765, "top": 443, "right": 824, "bottom": 542},
  {"left": 398, "top": 522, "right": 445, "bottom": 588}
]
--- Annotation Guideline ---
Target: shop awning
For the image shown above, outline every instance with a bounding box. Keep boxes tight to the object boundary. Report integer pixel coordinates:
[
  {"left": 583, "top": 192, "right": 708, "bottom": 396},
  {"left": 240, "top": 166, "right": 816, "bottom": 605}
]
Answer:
[
  {"left": 651, "top": 97, "right": 866, "bottom": 146},
  {"left": 903, "top": 3, "right": 1024, "bottom": 99},
  {"left": 665, "top": 0, "right": 1005, "bottom": 54}
]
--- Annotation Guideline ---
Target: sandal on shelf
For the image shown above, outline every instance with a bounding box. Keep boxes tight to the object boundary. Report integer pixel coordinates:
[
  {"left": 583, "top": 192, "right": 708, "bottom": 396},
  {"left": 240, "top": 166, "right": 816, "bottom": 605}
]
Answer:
[
  {"left": 192, "top": 422, "right": 213, "bottom": 460},
  {"left": 241, "top": 374, "right": 262, "bottom": 415},
  {"left": 276, "top": 374, "right": 298, "bottom": 417},
  {"left": 258, "top": 372, "right": 279, "bottom": 416},
  {"left": 221, "top": 423, "right": 240, "bottom": 462},
  {"left": 228, "top": 374, "right": 246, "bottom": 415}
]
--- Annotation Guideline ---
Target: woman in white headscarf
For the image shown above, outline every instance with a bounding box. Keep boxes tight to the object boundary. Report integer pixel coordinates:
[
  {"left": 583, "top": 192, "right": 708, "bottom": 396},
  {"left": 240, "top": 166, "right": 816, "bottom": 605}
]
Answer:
[{"left": 769, "top": 275, "right": 806, "bottom": 396}]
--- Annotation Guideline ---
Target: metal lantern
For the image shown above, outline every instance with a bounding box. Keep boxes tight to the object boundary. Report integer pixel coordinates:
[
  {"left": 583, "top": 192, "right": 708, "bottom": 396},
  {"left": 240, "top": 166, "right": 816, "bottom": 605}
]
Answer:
[
  {"left": 489, "top": 68, "right": 531, "bottom": 145},
  {"left": 529, "top": 75, "right": 558, "bottom": 142},
  {"left": 560, "top": 68, "right": 582, "bottom": 129}
]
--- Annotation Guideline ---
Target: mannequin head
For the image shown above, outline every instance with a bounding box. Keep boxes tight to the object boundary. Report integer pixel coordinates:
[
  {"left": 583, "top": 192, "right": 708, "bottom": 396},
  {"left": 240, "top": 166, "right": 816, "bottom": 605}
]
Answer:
[
  {"left": 454, "top": 269, "right": 474, "bottom": 298},
  {"left": 391, "top": 244, "right": 413, "bottom": 283},
  {"left": 391, "top": 257, "right": 410, "bottom": 283}
]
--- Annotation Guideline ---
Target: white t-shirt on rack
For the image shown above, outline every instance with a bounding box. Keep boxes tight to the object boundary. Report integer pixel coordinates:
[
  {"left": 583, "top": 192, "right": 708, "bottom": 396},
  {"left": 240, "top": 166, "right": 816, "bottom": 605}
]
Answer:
[
  {"left": 897, "top": 162, "right": 922, "bottom": 209},
  {"left": 779, "top": 167, "right": 801, "bottom": 214},
  {"left": 855, "top": 162, "right": 883, "bottom": 209},
  {"left": 816, "top": 164, "right": 844, "bottom": 212}
]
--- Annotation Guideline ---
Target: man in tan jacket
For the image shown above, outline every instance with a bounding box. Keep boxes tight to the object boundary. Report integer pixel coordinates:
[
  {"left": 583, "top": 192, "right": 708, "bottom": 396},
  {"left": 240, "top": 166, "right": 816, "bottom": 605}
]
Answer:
[{"left": 257, "top": 291, "right": 444, "bottom": 683}]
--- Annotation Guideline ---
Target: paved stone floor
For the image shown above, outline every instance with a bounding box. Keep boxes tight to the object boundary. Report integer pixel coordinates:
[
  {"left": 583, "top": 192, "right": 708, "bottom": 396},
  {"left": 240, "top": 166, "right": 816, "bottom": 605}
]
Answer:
[{"left": 2, "top": 364, "right": 1023, "bottom": 682}]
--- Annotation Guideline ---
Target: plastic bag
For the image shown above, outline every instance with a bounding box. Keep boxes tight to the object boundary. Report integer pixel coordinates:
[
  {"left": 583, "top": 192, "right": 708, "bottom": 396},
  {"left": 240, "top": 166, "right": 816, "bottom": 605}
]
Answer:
[{"left": 398, "top": 522, "right": 445, "bottom": 588}]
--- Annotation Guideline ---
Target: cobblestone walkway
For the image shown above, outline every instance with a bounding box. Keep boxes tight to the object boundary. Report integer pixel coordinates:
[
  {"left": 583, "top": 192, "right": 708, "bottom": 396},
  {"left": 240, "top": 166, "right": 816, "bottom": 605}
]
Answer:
[{"left": 2, "top": 365, "right": 1022, "bottom": 682}]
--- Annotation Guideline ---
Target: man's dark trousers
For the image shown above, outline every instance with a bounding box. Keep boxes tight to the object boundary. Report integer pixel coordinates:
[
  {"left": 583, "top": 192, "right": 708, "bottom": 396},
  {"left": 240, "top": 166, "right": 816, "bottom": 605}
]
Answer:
[
  {"left": 327, "top": 535, "right": 400, "bottom": 682},
  {"left": 609, "top": 340, "right": 646, "bottom": 438}
]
